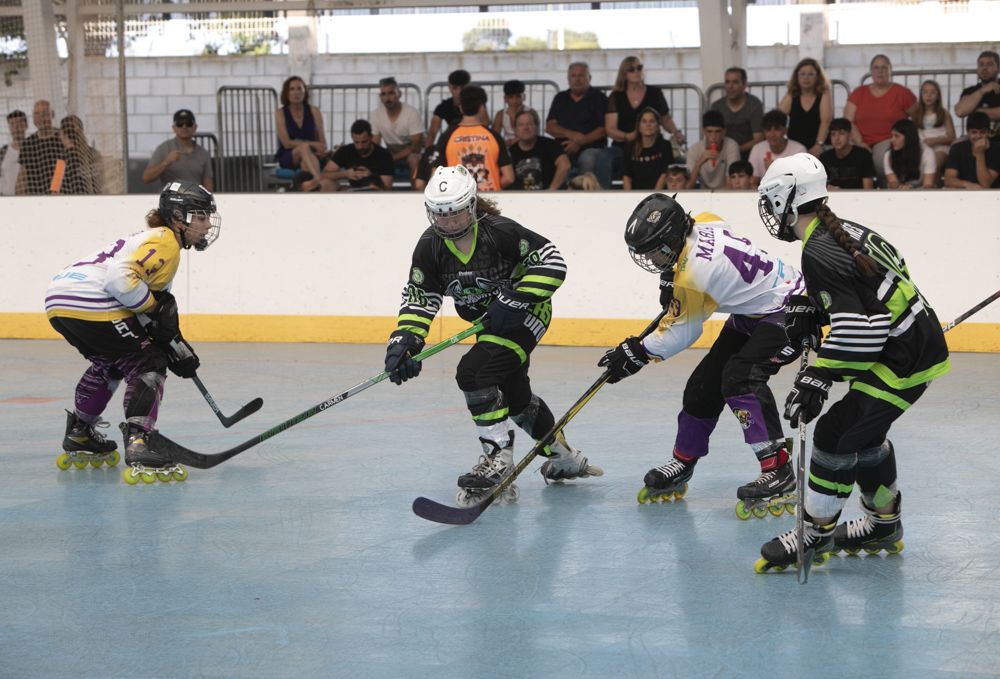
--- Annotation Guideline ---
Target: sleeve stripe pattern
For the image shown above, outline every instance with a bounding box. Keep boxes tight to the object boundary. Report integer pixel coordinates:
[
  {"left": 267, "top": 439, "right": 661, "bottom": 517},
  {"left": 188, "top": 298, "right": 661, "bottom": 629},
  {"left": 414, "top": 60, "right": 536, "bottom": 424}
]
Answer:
[
  {"left": 821, "top": 312, "right": 891, "bottom": 355},
  {"left": 397, "top": 290, "right": 442, "bottom": 338},
  {"left": 513, "top": 243, "right": 566, "bottom": 301}
]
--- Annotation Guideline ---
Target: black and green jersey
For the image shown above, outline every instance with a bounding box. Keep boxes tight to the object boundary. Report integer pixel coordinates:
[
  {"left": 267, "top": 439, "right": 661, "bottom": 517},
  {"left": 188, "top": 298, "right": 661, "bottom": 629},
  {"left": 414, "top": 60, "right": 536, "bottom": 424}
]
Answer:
[
  {"left": 801, "top": 218, "right": 950, "bottom": 393},
  {"left": 395, "top": 213, "right": 567, "bottom": 338}
]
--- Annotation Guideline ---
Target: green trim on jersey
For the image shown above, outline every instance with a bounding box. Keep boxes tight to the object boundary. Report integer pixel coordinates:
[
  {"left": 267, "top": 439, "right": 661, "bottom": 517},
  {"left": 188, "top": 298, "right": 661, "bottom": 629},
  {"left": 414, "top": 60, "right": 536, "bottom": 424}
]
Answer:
[
  {"left": 444, "top": 222, "right": 479, "bottom": 265},
  {"left": 398, "top": 324, "right": 429, "bottom": 338},
  {"left": 809, "top": 473, "right": 854, "bottom": 495},
  {"left": 870, "top": 357, "right": 951, "bottom": 390},
  {"left": 479, "top": 334, "right": 528, "bottom": 363},
  {"left": 801, "top": 217, "right": 822, "bottom": 248},
  {"left": 850, "top": 381, "right": 912, "bottom": 411}
]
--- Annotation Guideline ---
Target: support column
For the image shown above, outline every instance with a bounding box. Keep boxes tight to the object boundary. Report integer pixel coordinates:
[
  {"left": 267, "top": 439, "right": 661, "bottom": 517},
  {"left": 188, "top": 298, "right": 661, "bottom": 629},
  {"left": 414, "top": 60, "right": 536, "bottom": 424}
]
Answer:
[
  {"left": 698, "top": 0, "right": 746, "bottom": 91},
  {"left": 22, "top": 0, "right": 62, "bottom": 108}
]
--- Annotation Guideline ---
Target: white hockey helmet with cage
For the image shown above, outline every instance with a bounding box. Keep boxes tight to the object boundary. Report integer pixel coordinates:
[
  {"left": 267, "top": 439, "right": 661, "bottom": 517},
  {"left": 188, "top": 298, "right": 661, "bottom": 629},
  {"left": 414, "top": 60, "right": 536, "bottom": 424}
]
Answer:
[
  {"left": 757, "top": 153, "right": 828, "bottom": 242},
  {"left": 424, "top": 165, "right": 478, "bottom": 240}
]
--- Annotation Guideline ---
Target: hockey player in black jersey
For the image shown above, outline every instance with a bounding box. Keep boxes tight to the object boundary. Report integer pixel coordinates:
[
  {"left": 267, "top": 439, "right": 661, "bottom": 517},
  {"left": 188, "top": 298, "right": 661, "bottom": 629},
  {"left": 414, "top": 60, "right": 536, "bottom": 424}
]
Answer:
[
  {"left": 754, "top": 153, "right": 950, "bottom": 572},
  {"left": 384, "top": 165, "right": 602, "bottom": 506}
]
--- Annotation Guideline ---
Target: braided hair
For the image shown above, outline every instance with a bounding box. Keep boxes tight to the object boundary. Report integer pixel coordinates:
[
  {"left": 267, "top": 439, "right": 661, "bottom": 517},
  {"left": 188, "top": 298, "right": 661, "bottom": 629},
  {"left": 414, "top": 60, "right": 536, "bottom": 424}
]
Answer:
[
  {"left": 813, "top": 202, "right": 879, "bottom": 277},
  {"left": 476, "top": 195, "right": 501, "bottom": 217}
]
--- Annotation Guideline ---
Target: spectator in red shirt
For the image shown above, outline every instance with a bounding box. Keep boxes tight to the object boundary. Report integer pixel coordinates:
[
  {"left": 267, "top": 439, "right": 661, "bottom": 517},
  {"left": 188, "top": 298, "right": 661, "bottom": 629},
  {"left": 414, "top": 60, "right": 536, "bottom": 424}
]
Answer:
[{"left": 844, "top": 55, "right": 916, "bottom": 184}]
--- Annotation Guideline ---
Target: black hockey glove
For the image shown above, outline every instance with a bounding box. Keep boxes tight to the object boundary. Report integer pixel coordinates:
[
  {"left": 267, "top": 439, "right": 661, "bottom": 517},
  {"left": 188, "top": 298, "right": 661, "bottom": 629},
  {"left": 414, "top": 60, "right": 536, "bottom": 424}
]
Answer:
[
  {"left": 384, "top": 330, "right": 425, "bottom": 386},
  {"left": 145, "top": 290, "right": 181, "bottom": 344},
  {"left": 598, "top": 336, "right": 650, "bottom": 384},
  {"left": 165, "top": 337, "right": 200, "bottom": 379},
  {"left": 485, "top": 289, "right": 534, "bottom": 335},
  {"left": 783, "top": 294, "right": 823, "bottom": 350},
  {"left": 784, "top": 367, "right": 833, "bottom": 427}
]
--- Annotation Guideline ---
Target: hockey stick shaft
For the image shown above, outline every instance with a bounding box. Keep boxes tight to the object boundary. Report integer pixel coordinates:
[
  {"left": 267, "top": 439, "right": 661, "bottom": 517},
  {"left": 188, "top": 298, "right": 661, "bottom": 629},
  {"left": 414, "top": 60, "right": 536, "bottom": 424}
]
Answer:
[
  {"left": 795, "top": 342, "right": 811, "bottom": 585},
  {"left": 942, "top": 289, "right": 1000, "bottom": 333},
  {"left": 191, "top": 374, "right": 264, "bottom": 428},
  {"left": 413, "top": 307, "right": 672, "bottom": 525},
  {"left": 147, "top": 322, "right": 484, "bottom": 469}
]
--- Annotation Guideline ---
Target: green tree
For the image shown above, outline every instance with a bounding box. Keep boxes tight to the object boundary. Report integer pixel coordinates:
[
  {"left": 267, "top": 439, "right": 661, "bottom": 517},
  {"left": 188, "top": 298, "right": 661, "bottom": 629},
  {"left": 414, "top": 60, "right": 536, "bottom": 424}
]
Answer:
[
  {"left": 564, "top": 30, "right": 600, "bottom": 50},
  {"left": 510, "top": 36, "right": 548, "bottom": 51}
]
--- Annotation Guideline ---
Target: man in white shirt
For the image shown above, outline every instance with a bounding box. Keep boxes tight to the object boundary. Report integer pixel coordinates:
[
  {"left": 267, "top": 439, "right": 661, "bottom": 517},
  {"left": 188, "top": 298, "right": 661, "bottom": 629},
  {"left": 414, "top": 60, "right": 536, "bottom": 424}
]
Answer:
[
  {"left": 749, "top": 109, "right": 807, "bottom": 187},
  {"left": 370, "top": 77, "right": 424, "bottom": 188},
  {"left": 0, "top": 110, "right": 27, "bottom": 196}
]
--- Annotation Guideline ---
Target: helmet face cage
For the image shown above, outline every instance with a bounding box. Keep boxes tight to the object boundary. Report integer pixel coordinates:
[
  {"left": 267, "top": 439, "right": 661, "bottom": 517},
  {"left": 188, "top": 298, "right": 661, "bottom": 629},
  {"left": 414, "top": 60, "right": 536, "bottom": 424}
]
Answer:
[
  {"left": 757, "top": 153, "right": 828, "bottom": 242},
  {"left": 758, "top": 182, "right": 797, "bottom": 242},
  {"left": 158, "top": 182, "right": 220, "bottom": 250},
  {"left": 424, "top": 166, "right": 478, "bottom": 240},
  {"left": 629, "top": 243, "right": 679, "bottom": 274}
]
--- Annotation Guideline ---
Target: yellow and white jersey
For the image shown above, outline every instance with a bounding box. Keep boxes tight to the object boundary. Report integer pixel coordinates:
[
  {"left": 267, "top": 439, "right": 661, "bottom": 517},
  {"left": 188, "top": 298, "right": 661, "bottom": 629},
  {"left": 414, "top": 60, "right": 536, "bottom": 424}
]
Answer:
[
  {"left": 45, "top": 227, "right": 181, "bottom": 322},
  {"left": 643, "top": 213, "right": 804, "bottom": 360}
]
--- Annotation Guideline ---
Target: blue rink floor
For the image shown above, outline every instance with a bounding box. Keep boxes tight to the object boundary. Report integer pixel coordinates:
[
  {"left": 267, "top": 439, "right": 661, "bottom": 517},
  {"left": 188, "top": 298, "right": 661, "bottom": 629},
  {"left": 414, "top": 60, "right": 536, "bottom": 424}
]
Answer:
[{"left": 2, "top": 339, "right": 999, "bottom": 679}]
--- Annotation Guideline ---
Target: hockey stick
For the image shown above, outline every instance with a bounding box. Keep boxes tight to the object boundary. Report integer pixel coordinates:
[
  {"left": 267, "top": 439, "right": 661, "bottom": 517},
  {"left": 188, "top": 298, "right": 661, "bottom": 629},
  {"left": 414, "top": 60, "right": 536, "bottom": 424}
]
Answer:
[
  {"left": 412, "top": 306, "right": 671, "bottom": 526},
  {"left": 795, "top": 341, "right": 812, "bottom": 585},
  {"left": 145, "top": 322, "right": 484, "bottom": 470},
  {"left": 191, "top": 373, "right": 263, "bottom": 428},
  {"left": 942, "top": 289, "right": 1000, "bottom": 333}
]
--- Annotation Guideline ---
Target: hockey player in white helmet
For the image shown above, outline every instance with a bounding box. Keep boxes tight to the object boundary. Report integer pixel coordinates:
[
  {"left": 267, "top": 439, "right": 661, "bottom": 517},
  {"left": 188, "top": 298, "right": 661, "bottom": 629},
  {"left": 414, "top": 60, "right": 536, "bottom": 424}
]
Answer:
[
  {"left": 46, "top": 182, "right": 220, "bottom": 484},
  {"left": 598, "top": 192, "right": 807, "bottom": 518},
  {"left": 383, "top": 165, "right": 602, "bottom": 506},
  {"left": 754, "top": 153, "right": 949, "bottom": 573}
]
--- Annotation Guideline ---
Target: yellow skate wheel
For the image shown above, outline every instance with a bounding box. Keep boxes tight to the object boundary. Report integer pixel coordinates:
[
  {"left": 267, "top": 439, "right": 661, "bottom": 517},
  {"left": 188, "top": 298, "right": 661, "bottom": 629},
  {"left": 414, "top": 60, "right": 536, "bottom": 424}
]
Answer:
[
  {"left": 843, "top": 547, "right": 861, "bottom": 556},
  {"left": 156, "top": 470, "right": 172, "bottom": 483},
  {"left": 768, "top": 504, "right": 785, "bottom": 517},
  {"left": 735, "top": 501, "right": 752, "bottom": 521},
  {"left": 752, "top": 506, "right": 768, "bottom": 519},
  {"left": 673, "top": 483, "right": 688, "bottom": 500},
  {"left": 106, "top": 450, "right": 121, "bottom": 467},
  {"left": 753, "top": 558, "right": 769, "bottom": 573},
  {"left": 636, "top": 487, "right": 653, "bottom": 504},
  {"left": 887, "top": 540, "right": 904, "bottom": 554},
  {"left": 140, "top": 471, "right": 156, "bottom": 484},
  {"left": 785, "top": 503, "right": 796, "bottom": 515},
  {"left": 56, "top": 453, "right": 72, "bottom": 470},
  {"left": 90, "top": 458, "right": 104, "bottom": 469},
  {"left": 814, "top": 552, "right": 831, "bottom": 565},
  {"left": 172, "top": 467, "right": 188, "bottom": 482},
  {"left": 123, "top": 468, "right": 140, "bottom": 485},
  {"left": 73, "top": 459, "right": 88, "bottom": 470}
]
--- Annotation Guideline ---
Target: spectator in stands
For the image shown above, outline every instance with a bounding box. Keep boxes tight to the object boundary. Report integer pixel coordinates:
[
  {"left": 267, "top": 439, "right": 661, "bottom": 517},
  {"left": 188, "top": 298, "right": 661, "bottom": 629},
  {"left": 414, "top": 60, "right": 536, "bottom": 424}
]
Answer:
[
  {"left": 412, "top": 146, "right": 442, "bottom": 191},
  {"left": 622, "top": 107, "right": 672, "bottom": 191},
  {"left": 275, "top": 76, "right": 327, "bottom": 193},
  {"left": 954, "top": 50, "right": 1000, "bottom": 129},
  {"left": 606, "top": 56, "right": 685, "bottom": 176},
  {"left": 664, "top": 164, "right": 690, "bottom": 191},
  {"left": 427, "top": 69, "right": 489, "bottom": 149},
  {"left": 59, "top": 115, "right": 101, "bottom": 195},
  {"left": 685, "top": 109, "right": 739, "bottom": 190},
  {"left": 748, "top": 109, "right": 808, "bottom": 187},
  {"left": 726, "top": 160, "right": 754, "bottom": 190},
  {"left": 710, "top": 67, "right": 764, "bottom": 159},
  {"left": 16, "top": 99, "right": 64, "bottom": 195},
  {"left": 492, "top": 79, "right": 528, "bottom": 147},
  {"left": 0, "top": 109, "right": 27, "bottom": 196},
  {"left": 545, "top": 62, "right": 612, "bottom": 189},
  {"left": 820, "top": 117, "right": 876, "bottom": 190},
  {"left": 778, "top": 58, "right": 833, "bottom": 156},
  {"left": 567, "top": 172, "right": 600, "bottom": 191},
  {"left": 943, "top": 111, "right": 1000, "bottom": 189},
  {"left": 143, "top": 109, "right": 214, "bottom": 191},
  {"left": 509, "top": 109, "right": 569, "bottom": 191},
  {"left": 319, "top": 119, "right": 394, "bottom": 192},
  {"left": 371, "top": 76, "right": 424, "bottom": 189},
  {"left": 438, "top": 85, "right": 513, "bottom": 191},
  {"left": 844, "top": 54, "right": 916, "bottom": 182},
  {"left": 909, "top": 80, "right": 956, "bottom": 176},
  {"left": 884, "top": 119, "right": 937, "bottom": 189}
]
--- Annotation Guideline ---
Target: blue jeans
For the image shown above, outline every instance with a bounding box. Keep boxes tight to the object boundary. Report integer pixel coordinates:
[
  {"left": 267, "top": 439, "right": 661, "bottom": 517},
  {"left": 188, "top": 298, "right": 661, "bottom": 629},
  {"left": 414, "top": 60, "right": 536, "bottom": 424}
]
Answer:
[{"left": 575, "top": 147, "right": 614, "bottom": 189}]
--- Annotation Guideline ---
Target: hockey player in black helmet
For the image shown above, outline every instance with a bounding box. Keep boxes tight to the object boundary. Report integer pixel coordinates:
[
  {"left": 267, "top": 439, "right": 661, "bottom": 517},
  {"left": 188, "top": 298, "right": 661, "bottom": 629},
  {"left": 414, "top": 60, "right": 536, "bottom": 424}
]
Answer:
[
  {"left": 46, "top": 181, "right": 220, "bottom": 484},
  {"left": 754, "top": 154, "right": 949, "bottom": 573},
  {"left": 383, "top": 165, "right": 603, "bottom": 507},
  {"left": 599, "top": 192, "right": 808, "bottom": 518}
]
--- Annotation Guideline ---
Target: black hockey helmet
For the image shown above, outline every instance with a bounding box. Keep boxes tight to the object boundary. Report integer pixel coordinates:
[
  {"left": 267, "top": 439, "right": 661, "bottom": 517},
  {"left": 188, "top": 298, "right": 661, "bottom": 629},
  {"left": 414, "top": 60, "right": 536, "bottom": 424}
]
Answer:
[
  {"left": 624, "top": 193, "right": 693, "bottom": 273},
  {"left": 157, "top": 181, "right": 221, "bottom": 251}
]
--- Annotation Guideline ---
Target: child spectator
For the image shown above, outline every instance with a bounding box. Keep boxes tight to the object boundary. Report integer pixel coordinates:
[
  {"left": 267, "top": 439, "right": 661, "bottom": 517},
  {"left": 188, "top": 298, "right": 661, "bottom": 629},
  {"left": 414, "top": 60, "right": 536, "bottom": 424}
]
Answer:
[
  {"left": 492, "top": 79, "right": 528, "bottom": 147},
  {"left": 777, "top": 58, "right": 833, "bottom": 156},
  {"left": 664, "top": 164, "right": 690, "bottom": 191},
  {"left": 685, "top": 110, "right": 739, "bottom": 189},
  {"left": 820, "top": 117, "right": 876, "bottom": 190},
  {"left": 884, "top": 119, "right": 937, "bottom": 189},
  {"left": 943, "top": 111, "right": 1000, "bottom": 189},
  {"left": 622, "top": 107, "right": 672, "bottom": 190},
  {"left": 275, "top": 76, "right": 327, "bottom": 193},
  {"left": 726, "top": 160, "right": 754, "bottom": 189},
  {"left": 844, "top": 54, "right": 916, "bottom": 181},
  {"left": 427, "top": 69, "right": 489, "bottom": 149},
  {"left": 439, "top": 85, "right": 513, "bottom": 191},
  {"left": 909, "top": 80, "right": 956, "bottom": 176},
  {"left": 748, "top": 109, "right": 808, "bottom": 187}
]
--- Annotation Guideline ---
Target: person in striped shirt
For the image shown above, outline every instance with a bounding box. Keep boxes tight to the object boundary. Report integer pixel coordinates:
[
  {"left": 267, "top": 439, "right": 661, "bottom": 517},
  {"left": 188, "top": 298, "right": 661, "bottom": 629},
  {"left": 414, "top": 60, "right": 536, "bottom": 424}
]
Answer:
[
  {"left": 755, "top": 154, "right": 949, "bottom": 572},
  {"left": 383, "top": 165, "right": 602, "bottom": 506}
]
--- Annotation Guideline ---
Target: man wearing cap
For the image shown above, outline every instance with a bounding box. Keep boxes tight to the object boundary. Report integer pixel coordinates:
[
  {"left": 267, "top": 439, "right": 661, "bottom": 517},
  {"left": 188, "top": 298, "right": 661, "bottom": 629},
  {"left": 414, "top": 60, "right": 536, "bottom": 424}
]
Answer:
[{"left": 142, "top": 109, "right": 214, "bottom": 190}]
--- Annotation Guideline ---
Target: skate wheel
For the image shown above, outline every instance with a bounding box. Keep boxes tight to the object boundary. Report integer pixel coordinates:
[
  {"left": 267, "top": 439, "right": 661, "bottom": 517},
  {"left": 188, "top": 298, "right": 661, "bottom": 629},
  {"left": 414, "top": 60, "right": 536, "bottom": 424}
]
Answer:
[
  {"left": 843, "top": 547, "right": 861, "bottom": 556},
  {"left": 768, "top": 504, "right": 785, "bottom": 517},
  {"left": 753, "top": 558, "right": 787, "bottom": 574},
  {"left": 72, "top": 459, "right": 88, "bottom": 470},
  {"left": 887, "top": 540, "right": 904, "bottom": 555},
  {"left": 90, "top": 458, "right": 104, "bottom": 469},
  {"left": 172, "top": 467, "right": 188, "bottom": 482},
  {"left": 673, "top": 484, "right": 688, "bottom": 500},
  {"left": 814, "top": 552, "right": 831, "bottom": 565},
  {"left": 156, "top": 470, "right": 172, "bottom": 483},
  {"left": 752, "top": 506, "right": 768, "bottom": 519},
  {"left": 784, "top": 503, "right": 796, "bottom": 515},
  {"left": 735, "top": 501, "right": 752, "bottom": 521},
  {"left": 637, "top": 487, "right": 653, "bottom": 504},
  {"left": 106, "top": 450, "right": 121, "bottom": 467},
  {"left": 123, "top": 468, "right": 140, "bottom": 485},
  {"left": 56, "top": 453, "right": 72, "bottom": 470},
  {"left": 140, "top": 471, "right": 156, "bottom": 484}
]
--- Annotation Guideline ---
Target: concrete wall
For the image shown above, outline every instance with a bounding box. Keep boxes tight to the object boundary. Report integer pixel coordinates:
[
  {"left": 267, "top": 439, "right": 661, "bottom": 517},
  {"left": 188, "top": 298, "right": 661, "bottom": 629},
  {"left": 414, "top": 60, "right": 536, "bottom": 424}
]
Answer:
[{"left": 6, "top": 191, "right": 999, "bottom": 352}]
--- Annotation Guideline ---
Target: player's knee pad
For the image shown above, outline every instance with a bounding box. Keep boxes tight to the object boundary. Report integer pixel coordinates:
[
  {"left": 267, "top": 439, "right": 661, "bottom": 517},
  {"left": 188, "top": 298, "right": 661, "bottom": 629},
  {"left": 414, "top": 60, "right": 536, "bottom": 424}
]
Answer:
[
  {"left": 124, "top": 371, "right": 165, "bottom": 419},
  {"left": 858, "top": 439, "right": 892, "bottom": 467},
  {"left": 455, "top": 354, "right": 485, "bottom": 392},
  {"left": 463, "top": 385, "right": 507, "bottom": 418},
  {"left": 510, "top": 394, "right": 555, "bottom": 441},
  {"left": 810, "top": 444, "right": 858, "bottom": 472},
  {"left": 719, "top": 361, "right": 752, "bottom": 398}
]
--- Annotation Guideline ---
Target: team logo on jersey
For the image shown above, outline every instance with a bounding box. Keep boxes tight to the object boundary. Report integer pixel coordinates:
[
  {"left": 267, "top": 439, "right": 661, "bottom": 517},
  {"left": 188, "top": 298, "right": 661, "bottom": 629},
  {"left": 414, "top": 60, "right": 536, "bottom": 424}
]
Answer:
[
  {"left": 819, "top": 291, "right": 833, "bottom": 310},
  {"left": 411, "top": 267, "right": 425, "bottom": 285},
  {"left": 519, "top": 239, "right": 529, "bottom": 256},
  {"left": 732, "top": 408, "right": 754, "bottom": 430},
  {"left": 668, "top": 297, "right": 682, "bottom": 318}
]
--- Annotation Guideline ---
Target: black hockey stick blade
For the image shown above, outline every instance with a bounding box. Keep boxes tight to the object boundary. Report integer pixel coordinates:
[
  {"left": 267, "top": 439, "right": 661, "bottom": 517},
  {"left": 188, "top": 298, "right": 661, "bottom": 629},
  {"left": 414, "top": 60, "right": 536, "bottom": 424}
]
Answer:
[{"left": 193, "top": 374, "right": 264, "bottom": 428}]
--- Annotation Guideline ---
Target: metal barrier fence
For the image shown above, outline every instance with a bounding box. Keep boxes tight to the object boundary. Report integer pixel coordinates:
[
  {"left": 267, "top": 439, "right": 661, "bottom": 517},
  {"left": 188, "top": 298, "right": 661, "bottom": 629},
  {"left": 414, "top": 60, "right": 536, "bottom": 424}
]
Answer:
[
  {"left": 595, "top": 84, "right": 706, "bottom": 142},
  {"left": 705, "top": 79, "right": 853, "bottom": 117},
  {"left": 216, "top": 86, "right": 279, "bottom": 193},
  {"left": 311, "top": 83, "right": 422, "bottom": 148},
  {"left": 423, "top": 79, "right": 561, "bottom": 135}
]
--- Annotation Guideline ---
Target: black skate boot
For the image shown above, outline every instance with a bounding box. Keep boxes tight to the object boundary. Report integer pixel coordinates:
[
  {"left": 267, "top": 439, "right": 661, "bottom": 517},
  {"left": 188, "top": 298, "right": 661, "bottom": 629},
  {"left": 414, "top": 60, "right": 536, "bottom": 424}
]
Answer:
[
  {"left": 456, "top": 435, "right": 518, "bottom": 507},
  {"left": 539, "top": 432, "right": 604, "bottom": 483},
  {"left": 637, "top": 456, "right": 697, "bottom": 504},
  {"left": 833, "top": 492, "right": 903, "bottom": 556},
  {"left": 735, "top": 458, "right": 797, "bottom": 520},
  {"left": 57, "top": 410, "right": 120, "bottom": 470},
  {"left": 120, "top": 422, "right": 187, "bottom": 485},
  {"left": 754, "top": 512, "right": 837, "bottom": 573}
]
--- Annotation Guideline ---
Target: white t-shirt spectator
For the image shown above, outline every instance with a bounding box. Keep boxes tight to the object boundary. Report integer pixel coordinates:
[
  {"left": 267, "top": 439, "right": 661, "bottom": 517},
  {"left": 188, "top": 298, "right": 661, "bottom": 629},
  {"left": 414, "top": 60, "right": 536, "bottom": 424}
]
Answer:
[
  {"left": 370, "top": 103, "right": 424, "bottom": 147},
  {"left": 748, "top": 138, "right": 808, "bottom": 179},
  {"left": 883, "top": 144, "right": 936, "bottom": 186},
  {"left": 0, "top": 144, "right": 18, "bottom": 196}
]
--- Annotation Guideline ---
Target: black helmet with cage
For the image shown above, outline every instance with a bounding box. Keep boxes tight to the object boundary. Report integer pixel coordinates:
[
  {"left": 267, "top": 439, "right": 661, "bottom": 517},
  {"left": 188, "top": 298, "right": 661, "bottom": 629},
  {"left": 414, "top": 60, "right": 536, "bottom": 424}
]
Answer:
[
  {"left": 624, "top": 193, "right": 694, "bottom": 274},
  {"left": 157, "top": 181, "right": 221, "bottom": 251}
]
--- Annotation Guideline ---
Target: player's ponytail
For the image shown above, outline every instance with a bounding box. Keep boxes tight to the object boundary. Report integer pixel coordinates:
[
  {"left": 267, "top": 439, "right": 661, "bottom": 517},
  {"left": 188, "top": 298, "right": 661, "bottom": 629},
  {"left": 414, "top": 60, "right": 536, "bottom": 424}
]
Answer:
[
  {"left": 145, "top": 209, "right": 168, "bottom": 228},
  {"left": 815, "top": 202, "right": 879, "bottom": 277},
  {"left": 475, "top": 196, "right": 501, "bottom": 217}
]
